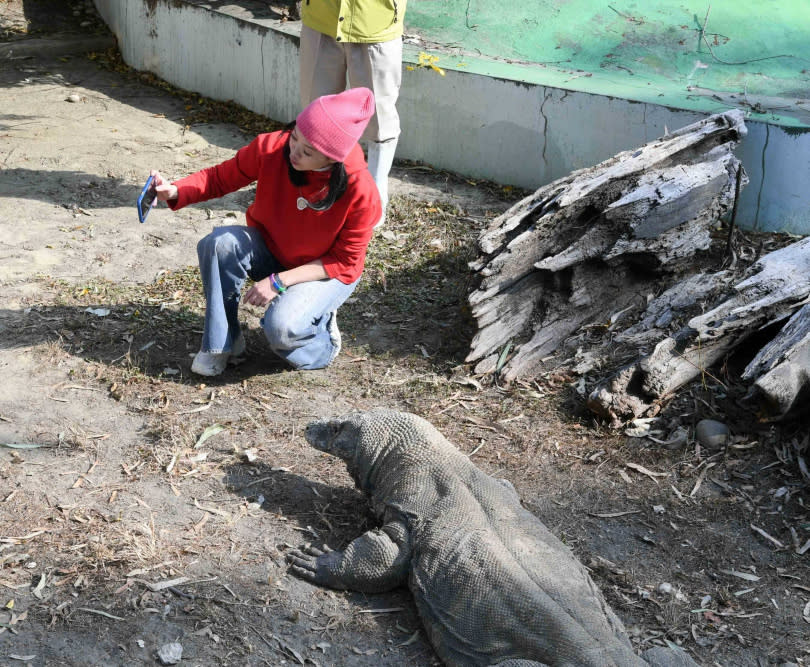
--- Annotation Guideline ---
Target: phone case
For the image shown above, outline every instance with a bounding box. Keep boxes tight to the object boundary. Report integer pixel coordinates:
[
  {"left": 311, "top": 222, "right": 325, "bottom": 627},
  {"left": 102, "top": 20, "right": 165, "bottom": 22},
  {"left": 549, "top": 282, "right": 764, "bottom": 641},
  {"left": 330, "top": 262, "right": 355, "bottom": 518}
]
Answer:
[{"left": 137, "top": 175, "right": 157, "bottom": 223}]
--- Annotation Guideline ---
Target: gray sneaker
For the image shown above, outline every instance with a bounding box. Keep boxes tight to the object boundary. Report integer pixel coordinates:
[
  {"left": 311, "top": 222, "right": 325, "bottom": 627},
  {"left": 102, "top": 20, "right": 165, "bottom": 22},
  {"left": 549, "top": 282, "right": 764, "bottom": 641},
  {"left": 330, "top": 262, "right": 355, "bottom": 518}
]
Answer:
[
  {"left": 190, "top": 332, "right": 246, "bottom": 376},
  {"left": 326, "top": 311, "right": 341, "bottom": 364},
  {"left": 191, "top": 350, "right": 229, "bottom": 376}
]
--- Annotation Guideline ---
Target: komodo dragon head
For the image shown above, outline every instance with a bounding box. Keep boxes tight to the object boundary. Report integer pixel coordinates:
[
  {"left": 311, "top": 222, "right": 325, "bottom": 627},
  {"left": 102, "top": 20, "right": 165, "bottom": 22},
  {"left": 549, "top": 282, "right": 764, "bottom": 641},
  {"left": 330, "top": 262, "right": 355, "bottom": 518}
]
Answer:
[
  {"left": 304, "top": 410, "right": 387, "bottom": 491},
  {"left": 304, "top": 409, "right": 430, "bottom": 492},
  {"left": 304, "top": 412, "right": 366, "bottom": 462}
]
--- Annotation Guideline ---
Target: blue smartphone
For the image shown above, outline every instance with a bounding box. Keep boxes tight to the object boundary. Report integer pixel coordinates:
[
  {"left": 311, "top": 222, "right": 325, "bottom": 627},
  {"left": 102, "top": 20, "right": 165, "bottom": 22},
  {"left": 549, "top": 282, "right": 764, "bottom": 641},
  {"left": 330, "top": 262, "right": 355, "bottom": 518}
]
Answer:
[{"left": 137, "top": 175, "right": 158, "bottom": 223}]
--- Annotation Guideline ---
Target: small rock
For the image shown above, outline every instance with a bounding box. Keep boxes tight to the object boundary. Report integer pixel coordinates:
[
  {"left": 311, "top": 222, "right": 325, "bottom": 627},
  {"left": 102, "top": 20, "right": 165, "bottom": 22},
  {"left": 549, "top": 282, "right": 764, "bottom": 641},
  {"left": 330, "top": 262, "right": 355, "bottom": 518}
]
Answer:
[
  {"left": 157, "top": 642, "right": 183, "bottom": 665},
  {"left": 66, "top": 94, "right": 82, "bottom": 103},
  {"left": 657, "top": 582, "right": 673, "bottom": 595},
  {"left": 241, "top": 448, "right": 258, "bottom": 463},
  {"left": 695, "top": 419, "right": 729, "bottom": 449}
]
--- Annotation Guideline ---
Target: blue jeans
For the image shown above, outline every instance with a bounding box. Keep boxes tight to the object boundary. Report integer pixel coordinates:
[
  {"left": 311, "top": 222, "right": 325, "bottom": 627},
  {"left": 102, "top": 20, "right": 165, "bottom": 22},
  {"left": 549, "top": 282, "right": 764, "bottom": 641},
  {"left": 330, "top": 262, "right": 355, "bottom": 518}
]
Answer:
[{"left": 196, "top": 225, "right": 358, "bottom": 370}]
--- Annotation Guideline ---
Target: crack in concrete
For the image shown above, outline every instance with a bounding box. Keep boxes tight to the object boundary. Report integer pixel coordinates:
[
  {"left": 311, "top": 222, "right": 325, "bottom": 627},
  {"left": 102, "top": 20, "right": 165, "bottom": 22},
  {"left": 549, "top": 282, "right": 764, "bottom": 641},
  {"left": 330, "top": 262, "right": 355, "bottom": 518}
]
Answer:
[
  {"left": 754, "top": 123, "right": 769, "bottom": 231},
  {"left": 540, "top": 88, "right": 552, "bottom": 167}
]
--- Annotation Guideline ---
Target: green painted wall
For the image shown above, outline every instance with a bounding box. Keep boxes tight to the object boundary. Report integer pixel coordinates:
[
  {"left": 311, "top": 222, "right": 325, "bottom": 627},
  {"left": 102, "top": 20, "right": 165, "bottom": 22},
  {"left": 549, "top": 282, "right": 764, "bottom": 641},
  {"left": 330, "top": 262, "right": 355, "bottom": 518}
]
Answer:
[{"left": 406, "top": 0, "right": 810, "bottom": 128}]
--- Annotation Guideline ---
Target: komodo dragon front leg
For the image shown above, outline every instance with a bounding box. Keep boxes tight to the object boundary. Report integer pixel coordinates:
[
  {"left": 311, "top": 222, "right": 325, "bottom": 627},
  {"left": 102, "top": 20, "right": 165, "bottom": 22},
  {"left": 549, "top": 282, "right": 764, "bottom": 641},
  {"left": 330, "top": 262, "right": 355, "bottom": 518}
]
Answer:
[{"left": 287, "top": 518, "right": 411, "bottom": 593}]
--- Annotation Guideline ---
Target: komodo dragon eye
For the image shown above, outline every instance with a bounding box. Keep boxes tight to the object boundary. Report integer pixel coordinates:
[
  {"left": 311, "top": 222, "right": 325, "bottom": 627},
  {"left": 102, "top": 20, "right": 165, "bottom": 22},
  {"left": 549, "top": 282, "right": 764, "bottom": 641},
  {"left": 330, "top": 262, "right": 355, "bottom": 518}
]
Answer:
[{"left": 326, "top": 422, "right": 360, "bottom": 461}]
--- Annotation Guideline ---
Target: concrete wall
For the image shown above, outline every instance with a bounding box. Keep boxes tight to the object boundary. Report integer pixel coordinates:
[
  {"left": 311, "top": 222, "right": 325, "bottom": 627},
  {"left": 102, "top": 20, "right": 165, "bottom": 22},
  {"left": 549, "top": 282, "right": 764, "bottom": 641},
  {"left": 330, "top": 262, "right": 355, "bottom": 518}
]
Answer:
[
  {"left": 94, "top": 0, "right": 302, "bottom": 124},
  {"left": 94, "top": 0, "right": 810, "bottom": 234}
]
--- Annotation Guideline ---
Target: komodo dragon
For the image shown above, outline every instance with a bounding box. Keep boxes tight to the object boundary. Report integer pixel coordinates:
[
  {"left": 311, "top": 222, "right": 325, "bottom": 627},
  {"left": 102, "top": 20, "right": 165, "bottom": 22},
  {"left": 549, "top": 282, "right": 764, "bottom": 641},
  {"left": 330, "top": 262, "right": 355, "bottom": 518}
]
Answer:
[{"left": 287, "top": 409, "right": 699, "bottom": 667}]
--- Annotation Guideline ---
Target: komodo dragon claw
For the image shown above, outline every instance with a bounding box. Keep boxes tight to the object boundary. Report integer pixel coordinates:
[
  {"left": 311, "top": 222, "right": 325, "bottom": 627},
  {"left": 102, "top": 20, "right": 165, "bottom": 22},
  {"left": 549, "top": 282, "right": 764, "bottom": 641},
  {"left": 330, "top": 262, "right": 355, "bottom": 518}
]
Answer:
[{"left": 286, "top": 544, "right": 347, "bottom": 589}]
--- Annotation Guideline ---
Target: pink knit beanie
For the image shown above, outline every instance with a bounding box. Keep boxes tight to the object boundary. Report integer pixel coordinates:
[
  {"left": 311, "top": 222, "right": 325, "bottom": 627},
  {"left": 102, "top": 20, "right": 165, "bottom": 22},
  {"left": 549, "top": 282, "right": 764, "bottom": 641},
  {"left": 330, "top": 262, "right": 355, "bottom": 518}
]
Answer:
[{"left": 296, "top": 87, "right": 375, "bottom": 163}]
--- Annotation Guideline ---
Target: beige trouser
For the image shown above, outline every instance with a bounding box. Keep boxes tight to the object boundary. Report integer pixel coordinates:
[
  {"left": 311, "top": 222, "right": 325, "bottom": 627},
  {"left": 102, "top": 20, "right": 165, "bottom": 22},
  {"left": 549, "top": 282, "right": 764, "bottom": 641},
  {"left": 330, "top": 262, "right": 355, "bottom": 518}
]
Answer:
[{"left": 299, "top": 24, "right": 402, "bottom": 144}]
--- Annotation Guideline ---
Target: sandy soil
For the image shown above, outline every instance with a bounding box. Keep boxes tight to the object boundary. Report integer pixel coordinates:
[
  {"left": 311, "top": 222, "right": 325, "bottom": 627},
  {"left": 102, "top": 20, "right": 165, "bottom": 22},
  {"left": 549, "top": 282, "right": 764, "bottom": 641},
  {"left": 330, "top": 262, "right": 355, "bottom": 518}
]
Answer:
[{"left": 0, "top": 2, "right": 808, "bottom": 667}]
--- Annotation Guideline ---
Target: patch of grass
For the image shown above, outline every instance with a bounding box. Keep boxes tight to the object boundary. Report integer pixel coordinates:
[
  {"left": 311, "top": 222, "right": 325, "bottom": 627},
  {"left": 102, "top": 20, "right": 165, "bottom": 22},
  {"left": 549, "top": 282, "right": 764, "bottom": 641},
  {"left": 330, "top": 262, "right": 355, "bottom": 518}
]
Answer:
[{"left": 341, "top": 195, "right": 490, "bottom": 370}]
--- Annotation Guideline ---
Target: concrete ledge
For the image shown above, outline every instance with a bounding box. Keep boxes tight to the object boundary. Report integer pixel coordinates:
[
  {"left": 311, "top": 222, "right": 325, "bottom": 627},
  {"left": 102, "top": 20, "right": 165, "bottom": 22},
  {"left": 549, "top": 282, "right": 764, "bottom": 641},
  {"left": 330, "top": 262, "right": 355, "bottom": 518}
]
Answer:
[
  {"left": 92, "top": 0, "right": 810, "bottom": 234},
  {"left": 0, "top": 34, "right": 117, "bottom": 59}
]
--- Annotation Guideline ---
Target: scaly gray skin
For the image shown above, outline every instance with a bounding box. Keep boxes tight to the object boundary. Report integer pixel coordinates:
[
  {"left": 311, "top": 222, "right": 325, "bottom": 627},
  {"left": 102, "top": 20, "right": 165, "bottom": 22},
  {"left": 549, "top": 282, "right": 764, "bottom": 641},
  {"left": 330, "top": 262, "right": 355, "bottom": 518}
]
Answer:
[{"left": 287, "top": 409, "right": 700, "bottom": 667}]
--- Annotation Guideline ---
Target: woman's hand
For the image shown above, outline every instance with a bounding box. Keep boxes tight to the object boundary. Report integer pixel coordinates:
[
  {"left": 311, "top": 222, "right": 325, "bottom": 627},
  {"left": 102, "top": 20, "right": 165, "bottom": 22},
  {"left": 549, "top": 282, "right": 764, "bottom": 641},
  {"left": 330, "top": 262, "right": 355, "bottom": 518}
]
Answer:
[
  {"left": 244, "top": 277, "right": 278, "bottom": 307},
  {"left": 150, "top": 169, "right": 178, "bottom": 202},
  {"left": 243, "top": 263, "right": 328, "bottom": 308}
]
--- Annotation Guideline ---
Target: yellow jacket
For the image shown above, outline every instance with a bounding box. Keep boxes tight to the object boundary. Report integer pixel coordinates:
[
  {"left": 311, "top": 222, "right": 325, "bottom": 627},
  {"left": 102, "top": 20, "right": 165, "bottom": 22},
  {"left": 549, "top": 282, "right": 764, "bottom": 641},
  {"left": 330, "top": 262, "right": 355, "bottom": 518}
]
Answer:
[{"left": 302, "top": 0, "right": 406, "bottom": 44}]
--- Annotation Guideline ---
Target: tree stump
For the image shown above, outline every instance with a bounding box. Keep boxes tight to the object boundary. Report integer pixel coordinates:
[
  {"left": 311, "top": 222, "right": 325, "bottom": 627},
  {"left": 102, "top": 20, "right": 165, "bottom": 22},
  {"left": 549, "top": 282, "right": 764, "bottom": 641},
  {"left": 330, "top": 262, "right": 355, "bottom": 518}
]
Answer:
[
  {"left": 467, "top": 108, "right": 809, "bottom": 423},
  {"left": 466, "top": 110, "right": 748, "bottom": 383}
]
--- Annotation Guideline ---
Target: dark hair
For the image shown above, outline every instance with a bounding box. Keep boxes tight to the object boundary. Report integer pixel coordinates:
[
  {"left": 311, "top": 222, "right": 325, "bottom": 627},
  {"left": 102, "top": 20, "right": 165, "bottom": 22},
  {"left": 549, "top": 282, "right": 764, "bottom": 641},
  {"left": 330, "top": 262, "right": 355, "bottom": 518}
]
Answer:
[{"left": 284, "top": 121, "right": 348, "bottom": 211}]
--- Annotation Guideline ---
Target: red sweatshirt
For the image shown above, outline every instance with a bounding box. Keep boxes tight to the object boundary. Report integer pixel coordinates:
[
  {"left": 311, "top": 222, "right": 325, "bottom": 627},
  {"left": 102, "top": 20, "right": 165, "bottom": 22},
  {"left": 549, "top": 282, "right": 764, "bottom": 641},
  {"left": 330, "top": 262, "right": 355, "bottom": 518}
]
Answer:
[{"left": 169, "top": 130, "right": 381, "bottom": 283}]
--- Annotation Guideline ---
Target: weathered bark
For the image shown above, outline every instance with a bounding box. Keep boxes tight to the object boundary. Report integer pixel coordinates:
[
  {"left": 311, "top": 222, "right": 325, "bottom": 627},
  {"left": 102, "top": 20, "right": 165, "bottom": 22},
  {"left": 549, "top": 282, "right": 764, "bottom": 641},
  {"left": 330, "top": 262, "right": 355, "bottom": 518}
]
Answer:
[
  {"left": 467, "top": 107, "right": 809, "bottom": 424},
  {"left": 588, "top": 237, "right": 810, "bottom": 424},
  {"left": 616, "top": 271, "right": 735, "bottom": 348},
  {"left": 467, "top": 110, "right": 748, "bottom": 382},
  {"left": 742, "top": 303, "right": 810, "bottom": 418}
]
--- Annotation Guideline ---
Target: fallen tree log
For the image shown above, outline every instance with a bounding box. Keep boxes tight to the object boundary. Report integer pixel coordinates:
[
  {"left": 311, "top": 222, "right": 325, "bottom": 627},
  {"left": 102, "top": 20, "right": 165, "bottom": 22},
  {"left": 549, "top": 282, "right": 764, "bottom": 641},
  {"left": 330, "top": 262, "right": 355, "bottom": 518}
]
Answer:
[
  {"left": 467, "top": 110, "right": 748, "bottom": 382},
  {"left": 466, "top": 108, "right": 810, "bottom": 424},
  {"left": 588, "top": 236, "right": 810, "bottom": 424},
  {"left": 742, "top": 303, "right": 810, "bottom": 418}
]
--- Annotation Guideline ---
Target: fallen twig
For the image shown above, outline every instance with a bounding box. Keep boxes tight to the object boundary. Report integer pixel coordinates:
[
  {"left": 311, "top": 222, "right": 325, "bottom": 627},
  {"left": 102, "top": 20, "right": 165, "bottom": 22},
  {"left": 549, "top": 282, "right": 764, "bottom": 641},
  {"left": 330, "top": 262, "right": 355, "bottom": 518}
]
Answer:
[
  {"left": 626, "top": 462, "right": 668, "bottom": 482},
  {"left": 175, "top": 403, "right": 212, "bottom": 415},
  {"left": 76, "top": 607, "right": 125, "bottom": 621},
  {"left": 132, "top": 576, "right": 191, "bottom": 592},
  {"left": 750, "top": 524, "right": 785, "bottom": 549},
  {"left": 689, "top": 462, "right": 717, "bottom": 497}
]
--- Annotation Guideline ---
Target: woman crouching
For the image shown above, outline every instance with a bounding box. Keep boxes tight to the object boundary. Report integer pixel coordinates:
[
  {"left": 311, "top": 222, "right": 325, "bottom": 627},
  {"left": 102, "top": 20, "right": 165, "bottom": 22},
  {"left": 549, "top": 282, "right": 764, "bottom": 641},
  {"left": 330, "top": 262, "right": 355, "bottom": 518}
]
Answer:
[{"left": 150, "top": 88, "right": 380, "bottom": 376}]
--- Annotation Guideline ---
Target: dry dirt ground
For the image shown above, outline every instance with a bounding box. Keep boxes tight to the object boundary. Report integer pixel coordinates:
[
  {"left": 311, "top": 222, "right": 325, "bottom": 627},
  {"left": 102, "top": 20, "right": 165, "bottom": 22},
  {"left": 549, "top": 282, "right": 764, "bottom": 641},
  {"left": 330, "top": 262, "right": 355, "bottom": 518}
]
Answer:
[{"left": 1, "top": 2, "right": 809, "bottom": 666}]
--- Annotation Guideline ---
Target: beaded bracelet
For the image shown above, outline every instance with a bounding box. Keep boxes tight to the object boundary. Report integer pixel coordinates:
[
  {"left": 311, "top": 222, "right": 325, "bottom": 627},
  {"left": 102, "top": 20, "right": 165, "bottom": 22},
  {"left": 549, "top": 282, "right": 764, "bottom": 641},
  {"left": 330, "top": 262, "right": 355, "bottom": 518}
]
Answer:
[{"left": 270, "top": 272, "right": 287, "bottom": 294}]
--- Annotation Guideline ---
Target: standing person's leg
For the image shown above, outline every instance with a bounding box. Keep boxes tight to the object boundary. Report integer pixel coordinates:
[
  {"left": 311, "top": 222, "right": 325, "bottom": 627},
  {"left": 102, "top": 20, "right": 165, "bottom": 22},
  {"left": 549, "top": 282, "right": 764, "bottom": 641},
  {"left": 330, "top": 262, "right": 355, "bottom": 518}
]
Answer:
[
  {"left": 299, "top": 24, "right": 349, "bottom": 108},
  {"left": 194, "top": 225, "right": 281, "bottom": 375},
  {"left": 348, "top": 38, "right": 402, "bottom": 225},
  {"left": 261, "top": 277, "right": 358, "bottom": 370}
]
